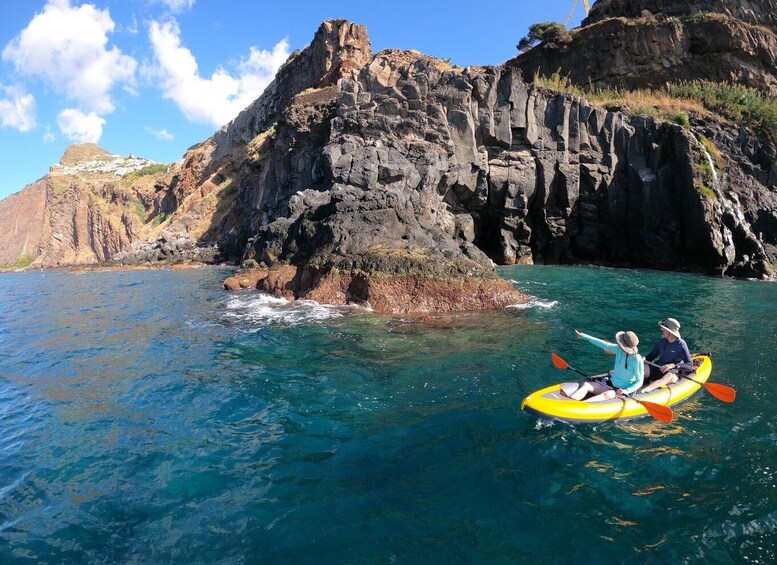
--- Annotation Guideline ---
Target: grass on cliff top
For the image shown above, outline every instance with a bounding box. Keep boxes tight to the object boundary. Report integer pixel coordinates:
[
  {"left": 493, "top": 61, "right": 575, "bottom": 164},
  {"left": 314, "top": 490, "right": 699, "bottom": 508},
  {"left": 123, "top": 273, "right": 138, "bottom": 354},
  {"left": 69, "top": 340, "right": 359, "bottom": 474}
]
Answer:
[{"left": 534, "top": 72, "right": 777, "bottom": 143}]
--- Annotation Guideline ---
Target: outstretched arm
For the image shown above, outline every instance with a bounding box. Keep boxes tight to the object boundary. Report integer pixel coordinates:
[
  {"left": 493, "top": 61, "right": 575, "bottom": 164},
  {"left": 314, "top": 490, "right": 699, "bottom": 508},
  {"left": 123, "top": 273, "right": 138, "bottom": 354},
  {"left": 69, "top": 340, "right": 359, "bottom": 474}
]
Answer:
[{"left": 575, "top": 330, "right": 620, "bottom": 355}]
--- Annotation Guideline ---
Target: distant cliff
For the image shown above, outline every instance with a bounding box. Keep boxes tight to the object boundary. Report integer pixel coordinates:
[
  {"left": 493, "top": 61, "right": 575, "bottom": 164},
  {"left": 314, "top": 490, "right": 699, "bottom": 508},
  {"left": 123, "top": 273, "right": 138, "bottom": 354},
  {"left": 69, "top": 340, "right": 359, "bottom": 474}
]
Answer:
[
  {"left": 2, "top": 6, "right": 777, "bottom": 312},
  {"left": 0, "top": 143, "right": 222, "bottom": 268}
]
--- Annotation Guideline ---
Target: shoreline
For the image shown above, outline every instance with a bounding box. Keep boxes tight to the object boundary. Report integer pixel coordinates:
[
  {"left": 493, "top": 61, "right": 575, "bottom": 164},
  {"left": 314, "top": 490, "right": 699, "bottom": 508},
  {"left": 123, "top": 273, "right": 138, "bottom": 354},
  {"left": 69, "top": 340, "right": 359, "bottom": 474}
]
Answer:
[{"left": 0, "top": 261, "right": 232, "bottom": 275}]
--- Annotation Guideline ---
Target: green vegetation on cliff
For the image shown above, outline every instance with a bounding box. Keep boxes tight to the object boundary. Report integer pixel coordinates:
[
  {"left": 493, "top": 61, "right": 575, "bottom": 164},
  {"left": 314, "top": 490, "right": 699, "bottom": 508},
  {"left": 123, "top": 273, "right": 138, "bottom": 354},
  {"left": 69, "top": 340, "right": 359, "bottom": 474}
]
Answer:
[
  {"left": 517, "top": 23, "right": 572, "bottom": 52},
  {"left": 666, "top": 82, "right": 777, "bottom": 143},
  {"left": 1, "top": 254, "right": 33, "bottom": 269},
  {"left": 122, "top": 163, "right": 168, "bottom": 184},
  {"left": 534, "top": 72, "right": 777, "bottom": 143}
]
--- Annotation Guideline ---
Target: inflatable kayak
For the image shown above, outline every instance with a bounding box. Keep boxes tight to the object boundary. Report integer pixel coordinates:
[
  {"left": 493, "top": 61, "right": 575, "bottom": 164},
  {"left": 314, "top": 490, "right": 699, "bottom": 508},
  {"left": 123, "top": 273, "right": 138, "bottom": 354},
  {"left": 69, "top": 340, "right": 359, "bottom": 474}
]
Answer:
[{"left": 521, "top": 354, "right": 713, "bottom": 424}]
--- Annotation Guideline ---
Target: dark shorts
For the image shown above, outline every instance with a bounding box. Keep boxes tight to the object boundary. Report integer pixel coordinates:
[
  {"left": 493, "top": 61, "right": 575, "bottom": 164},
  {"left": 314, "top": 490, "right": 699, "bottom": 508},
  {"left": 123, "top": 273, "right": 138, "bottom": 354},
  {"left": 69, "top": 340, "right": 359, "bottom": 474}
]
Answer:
[
  {"left": 646, "top": 364, "right": 666, "bottom": 382},
  {"left": 595, "top": 375, "right": 613, "bottom": 388},
  {"left": 645, "top": 365, "right": 680, "bottom": 384}
]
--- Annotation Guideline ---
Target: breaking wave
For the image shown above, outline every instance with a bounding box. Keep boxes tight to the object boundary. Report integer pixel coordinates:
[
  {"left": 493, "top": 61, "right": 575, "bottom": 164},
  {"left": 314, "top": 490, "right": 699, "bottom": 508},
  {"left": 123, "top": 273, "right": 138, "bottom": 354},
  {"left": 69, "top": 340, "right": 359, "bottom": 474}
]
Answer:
[
  {"left": 222, "top": 291, "right": 347, "bottom": 328},
  {"left": 507, "top": 297, "right": 558, "bottom": 310}
]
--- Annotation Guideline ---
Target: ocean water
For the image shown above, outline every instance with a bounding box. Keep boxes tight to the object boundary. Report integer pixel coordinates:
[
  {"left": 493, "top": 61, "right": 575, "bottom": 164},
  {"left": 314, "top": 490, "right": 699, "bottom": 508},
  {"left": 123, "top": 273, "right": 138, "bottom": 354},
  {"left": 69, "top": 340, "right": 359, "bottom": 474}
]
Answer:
[{"left": 0, "top": 265, "right": 775, "bottom": 564}]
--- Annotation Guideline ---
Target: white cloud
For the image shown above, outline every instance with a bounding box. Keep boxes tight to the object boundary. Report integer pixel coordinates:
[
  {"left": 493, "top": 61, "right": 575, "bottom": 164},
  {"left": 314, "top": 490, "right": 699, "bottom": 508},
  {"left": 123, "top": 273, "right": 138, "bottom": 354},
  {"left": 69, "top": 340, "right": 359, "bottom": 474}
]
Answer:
[
  {"left": 43, "top": 128, "right": 56, "bottom": 143},
  {"left": 2, "top": 0, "right": 137, "bottom": 115},
  {"left": 146, "top": 126, "right": 174, "bottom": 140},
  {"left": 57, "top": 108, "right": 105, "bottom": 143},
  {"left": 123, "top": 14, "right": 139, "bottom": 35},
  {"left": 156, "top": 0, "right": 195, "bottom": 13},
  {"left": 148, "top": 19, "right": 289, "bottom": 128},
  {"left": 0, "top": 85, "right": 36, "bottom": 132}
]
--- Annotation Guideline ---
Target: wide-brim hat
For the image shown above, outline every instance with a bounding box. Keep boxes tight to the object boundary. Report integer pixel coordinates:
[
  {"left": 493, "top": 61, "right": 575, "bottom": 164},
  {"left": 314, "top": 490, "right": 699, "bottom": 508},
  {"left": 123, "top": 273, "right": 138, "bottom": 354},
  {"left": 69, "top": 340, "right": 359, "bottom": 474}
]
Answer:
[
  {"left": 659, "top": 318, "right": 681, "bottom": 338},
  {"left": 615, "top": 331, "right": 639, "bottom": 355}
]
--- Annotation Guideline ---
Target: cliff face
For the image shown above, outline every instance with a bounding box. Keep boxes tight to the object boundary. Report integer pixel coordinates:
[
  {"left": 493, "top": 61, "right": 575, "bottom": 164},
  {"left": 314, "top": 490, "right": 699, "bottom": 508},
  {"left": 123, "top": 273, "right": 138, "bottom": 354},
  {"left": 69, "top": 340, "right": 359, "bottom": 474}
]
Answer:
[
  {"left": 0, "top": 144, "right": 220, "bottom": 268},
  {"left": 585, "top": 0, "right": 777, "bottom": 32},
  {"left": 0, "top": 179, "right": 46, "bottom": 266},
  {"left": 2, "top": 10, "right": 777, "bottom": 309},
  {"left": 515, "top": 0, "right": 777, "bottom": 93},
  {"left": 209, "top": 19, "right": 775, "bottom": 286}
]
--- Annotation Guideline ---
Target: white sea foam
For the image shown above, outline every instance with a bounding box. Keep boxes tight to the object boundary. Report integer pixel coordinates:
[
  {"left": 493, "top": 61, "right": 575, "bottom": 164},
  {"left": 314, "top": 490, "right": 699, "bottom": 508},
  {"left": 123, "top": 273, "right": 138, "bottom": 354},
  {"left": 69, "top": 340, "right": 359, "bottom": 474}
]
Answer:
[
  {"left": 222, "top": 292, "right": 347, "bottom": 328},
  {"left": 507, "top": 297, "right": 558, "bottom": 310},
  {"left": 533, "top": 417, "right": 555, "bottom": 430}
]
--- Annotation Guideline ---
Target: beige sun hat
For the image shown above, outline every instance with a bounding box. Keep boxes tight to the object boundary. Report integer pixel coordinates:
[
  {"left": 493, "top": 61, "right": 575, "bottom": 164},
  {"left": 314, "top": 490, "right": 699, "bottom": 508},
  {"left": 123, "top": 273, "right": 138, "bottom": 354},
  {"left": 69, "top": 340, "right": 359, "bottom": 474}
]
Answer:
[
  {"left": 615, "top": 331, "right": 639, "bottom": 355},
  {"left": 659, "top": 318, "right": 681, "bottom": 338}
]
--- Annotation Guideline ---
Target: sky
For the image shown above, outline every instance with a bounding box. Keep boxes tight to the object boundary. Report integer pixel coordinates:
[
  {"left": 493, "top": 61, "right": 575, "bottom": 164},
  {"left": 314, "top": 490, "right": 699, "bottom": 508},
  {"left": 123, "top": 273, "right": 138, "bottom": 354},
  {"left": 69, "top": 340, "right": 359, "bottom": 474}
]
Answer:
[{"left": 0, "top": 0, "right": 587, "bottom": 200}]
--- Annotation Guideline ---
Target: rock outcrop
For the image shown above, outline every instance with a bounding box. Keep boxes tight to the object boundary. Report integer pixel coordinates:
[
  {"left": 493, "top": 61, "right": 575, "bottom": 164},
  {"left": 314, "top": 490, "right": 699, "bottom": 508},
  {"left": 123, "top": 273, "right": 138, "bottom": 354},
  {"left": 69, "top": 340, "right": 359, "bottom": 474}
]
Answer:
[
  {"left": 586, "top": 0, "right": 777, "bottom": 32},
  {"left": 3, "top": 7, "right": 777, "bottom": 310},
  {"left": 516, "top": 0, "right": 777, "bottom": 93},
  {"left": 204, "top": 21, "right": 527, "bottom": 312},
  {"left": 204, "top": 19, "right": 774, "bottom": 285}
]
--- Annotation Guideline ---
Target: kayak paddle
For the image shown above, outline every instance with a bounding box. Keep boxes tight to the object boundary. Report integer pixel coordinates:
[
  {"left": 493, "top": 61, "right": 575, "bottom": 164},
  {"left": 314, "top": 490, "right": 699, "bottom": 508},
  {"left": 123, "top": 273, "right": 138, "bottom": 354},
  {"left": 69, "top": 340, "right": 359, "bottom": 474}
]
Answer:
[
  {"left": 645, "top": 360, "right": 736, "bottom": 403},
  {"left": 551, "top": 353, "right": 674, "bottom": 423}
]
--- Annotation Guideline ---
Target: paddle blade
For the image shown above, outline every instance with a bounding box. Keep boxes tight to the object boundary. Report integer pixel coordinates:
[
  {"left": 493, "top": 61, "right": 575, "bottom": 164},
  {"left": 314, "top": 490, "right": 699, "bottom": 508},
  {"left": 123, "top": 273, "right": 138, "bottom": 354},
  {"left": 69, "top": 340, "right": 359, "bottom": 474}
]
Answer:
[
  {"left": 638, "top": 399, "right": 674, "bottom": 423},
  {"left": 704, "top": 382, "right": 737, "bottom": 403},
  {"left": 551, "top": 353, "right": 569, "bottom": 370}
]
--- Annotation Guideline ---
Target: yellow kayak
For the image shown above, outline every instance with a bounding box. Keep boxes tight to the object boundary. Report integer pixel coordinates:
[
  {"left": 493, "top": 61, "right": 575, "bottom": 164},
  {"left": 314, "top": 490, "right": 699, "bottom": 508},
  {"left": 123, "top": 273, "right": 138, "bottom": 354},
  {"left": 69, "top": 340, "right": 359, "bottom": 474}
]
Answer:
[{"left": 521, "top": 355, "right": 713, "bottom": 424}]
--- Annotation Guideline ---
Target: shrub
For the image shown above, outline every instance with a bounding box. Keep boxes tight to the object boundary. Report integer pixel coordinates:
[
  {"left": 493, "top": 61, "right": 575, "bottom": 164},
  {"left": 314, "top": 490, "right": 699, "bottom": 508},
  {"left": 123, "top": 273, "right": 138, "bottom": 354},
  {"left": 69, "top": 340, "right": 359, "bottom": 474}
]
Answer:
[
  {"left": 127, "top": 199, "right": 146, "bottom": 222},
  {"left": 698, "top": 134, "right": 725, "bottom": 170},
  {"left": 123, "top": 163, "right": 168, "bottom": 183},
  {"left": 696, "top": 183, "right": 718, "bottom": 200},
  {"left": 518, "top": 22, "right": 572, "bottom": 52},
  {"left": 1, "top": 254, "right": 33, "bottom": 269},
  {"left": 152, "top": 212, "right": 170, "bottom": 227},
  {"left": 533, "top": 70, "right": 585, "bottom": 97},
  {"left": 672, "top": 112, "right": 690, "bottom": 127},
  {"left": 665, "top": 81, "right": 777, "bottom": 143}
]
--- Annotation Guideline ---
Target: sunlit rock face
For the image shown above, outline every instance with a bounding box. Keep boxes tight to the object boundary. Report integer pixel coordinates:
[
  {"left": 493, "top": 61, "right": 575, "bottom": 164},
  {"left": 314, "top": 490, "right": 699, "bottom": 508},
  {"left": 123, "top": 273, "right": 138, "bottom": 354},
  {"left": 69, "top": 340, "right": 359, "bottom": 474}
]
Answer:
[
  {"left": 515, "top": 0, "right": 777, "bottom": 94},
  {"left": 3, "top": 13, "right": 777, "bottom": 296}
]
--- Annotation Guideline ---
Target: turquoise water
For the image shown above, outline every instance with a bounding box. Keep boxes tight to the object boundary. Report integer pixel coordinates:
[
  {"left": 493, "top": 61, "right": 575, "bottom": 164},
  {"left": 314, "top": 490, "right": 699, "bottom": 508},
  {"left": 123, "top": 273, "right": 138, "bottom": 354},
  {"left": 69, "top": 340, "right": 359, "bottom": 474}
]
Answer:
[{"left": 0, "top": 265, "right": 775, "bottom": 563}]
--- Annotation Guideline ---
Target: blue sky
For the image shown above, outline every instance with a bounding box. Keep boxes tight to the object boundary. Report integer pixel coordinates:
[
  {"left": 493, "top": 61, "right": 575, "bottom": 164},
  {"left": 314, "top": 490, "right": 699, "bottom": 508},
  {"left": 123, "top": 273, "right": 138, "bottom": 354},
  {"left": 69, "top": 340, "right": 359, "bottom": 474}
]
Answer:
[{"left": 0, "top": 0, "right": 586, "bottom": 200}]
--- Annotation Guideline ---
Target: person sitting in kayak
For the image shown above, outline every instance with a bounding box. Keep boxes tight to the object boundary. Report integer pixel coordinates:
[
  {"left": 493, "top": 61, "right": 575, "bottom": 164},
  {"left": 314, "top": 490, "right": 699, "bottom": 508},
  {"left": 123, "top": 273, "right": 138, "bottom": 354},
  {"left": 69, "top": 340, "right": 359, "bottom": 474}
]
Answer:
[
  {"left": 562, "top": 330, "right": 644, "bottom": 402},
  {"left": 640, "top": 318, "right": 693, "bottom": 393}
]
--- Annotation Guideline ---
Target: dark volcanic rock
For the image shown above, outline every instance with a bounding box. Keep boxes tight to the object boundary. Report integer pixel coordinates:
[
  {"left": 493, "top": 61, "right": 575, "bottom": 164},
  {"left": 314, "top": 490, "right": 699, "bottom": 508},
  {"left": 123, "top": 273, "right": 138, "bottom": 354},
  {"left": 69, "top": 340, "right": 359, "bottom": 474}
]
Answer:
[
  {"left": 515, "top": 0, "right": 777, "bottom": 94},
  {"left": 585, "top": 0, "right": 777, "bottom": 33},
  {"left": 4, "top": 13, "right": 777, "bottom": 306},
  {"left": 205, "top": 16, "right": 777, "bottom": 304},
  {"left": 218, "top": 35, "right": 775, "bottom": 280}
]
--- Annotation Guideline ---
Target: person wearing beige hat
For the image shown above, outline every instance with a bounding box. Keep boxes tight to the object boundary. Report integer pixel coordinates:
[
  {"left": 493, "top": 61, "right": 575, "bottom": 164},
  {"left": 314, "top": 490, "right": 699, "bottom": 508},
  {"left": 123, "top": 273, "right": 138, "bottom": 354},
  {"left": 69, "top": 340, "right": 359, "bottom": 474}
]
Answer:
[
  {"left": 562, "top": 329, "right": 645, "bottom": 402},
  {"left": 640, "top": 318, "right": 693, "bottom": 393}
]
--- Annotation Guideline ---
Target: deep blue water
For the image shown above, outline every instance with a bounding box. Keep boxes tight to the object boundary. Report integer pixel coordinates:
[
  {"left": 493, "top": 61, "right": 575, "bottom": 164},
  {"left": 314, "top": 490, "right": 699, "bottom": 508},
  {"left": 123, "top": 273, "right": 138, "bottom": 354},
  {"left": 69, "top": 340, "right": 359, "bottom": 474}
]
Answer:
[{"left": 0, "top": 265, "right": 775, "bottom": 563}]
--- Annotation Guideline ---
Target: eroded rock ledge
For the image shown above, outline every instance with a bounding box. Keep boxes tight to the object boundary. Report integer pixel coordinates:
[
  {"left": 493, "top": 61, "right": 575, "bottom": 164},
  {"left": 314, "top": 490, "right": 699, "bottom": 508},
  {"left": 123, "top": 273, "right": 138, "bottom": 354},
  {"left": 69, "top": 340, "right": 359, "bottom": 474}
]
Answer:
[{"left": 223, "top": 250, "right": 526, "bottom": 314}]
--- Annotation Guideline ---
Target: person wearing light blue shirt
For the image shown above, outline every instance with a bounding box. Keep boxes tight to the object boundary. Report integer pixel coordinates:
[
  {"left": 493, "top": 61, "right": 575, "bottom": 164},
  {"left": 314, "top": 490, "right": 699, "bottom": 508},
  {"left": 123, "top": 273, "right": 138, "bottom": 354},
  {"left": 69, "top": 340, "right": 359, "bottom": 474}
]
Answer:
[{"left": 564, "top": 330, "right": 644, "bottom": 402}]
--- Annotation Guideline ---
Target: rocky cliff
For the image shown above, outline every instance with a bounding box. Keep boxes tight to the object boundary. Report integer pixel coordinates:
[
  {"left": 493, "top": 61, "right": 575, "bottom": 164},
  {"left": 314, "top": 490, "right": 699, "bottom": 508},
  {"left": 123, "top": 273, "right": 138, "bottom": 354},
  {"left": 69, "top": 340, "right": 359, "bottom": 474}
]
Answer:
[
  {"left": 2, "top": 6, "right": 777, "bottom": 312},
  {"left": 211, "top": 17, "right": 775, "bottom": 288},
  {"left": 516, "top": 0, "right": 777, "bottom": 93},
  {"left": 0, "top": 143, "right": 221, "bottom": 268}
]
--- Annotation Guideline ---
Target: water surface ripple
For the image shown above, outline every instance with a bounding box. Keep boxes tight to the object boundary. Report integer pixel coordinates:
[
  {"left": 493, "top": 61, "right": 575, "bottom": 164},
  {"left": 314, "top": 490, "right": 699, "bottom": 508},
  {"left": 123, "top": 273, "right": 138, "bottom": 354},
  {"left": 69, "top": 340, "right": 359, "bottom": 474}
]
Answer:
[{"left": 0, "top": 265, "right": 774, "bottom": 563}]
